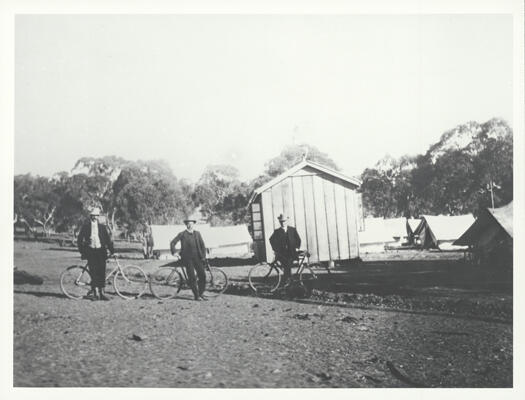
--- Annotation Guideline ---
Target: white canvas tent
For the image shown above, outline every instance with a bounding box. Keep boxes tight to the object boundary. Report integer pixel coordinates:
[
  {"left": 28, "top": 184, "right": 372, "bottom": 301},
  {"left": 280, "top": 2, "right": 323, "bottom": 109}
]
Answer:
[
  {"left": 406, "top": 218, "right": 422, "bottom": 245},
  {"left": 454, "top": 202, "right": 513, "bottom": 266},
  {"left": 150, "top": 224, "right": 253, "bottom": 259},
  {"left": 358, "top": 217, "right": 408, "bottom": 253},
  {"left": 416, "top": 214, "right": 475, "bottom": 250}
]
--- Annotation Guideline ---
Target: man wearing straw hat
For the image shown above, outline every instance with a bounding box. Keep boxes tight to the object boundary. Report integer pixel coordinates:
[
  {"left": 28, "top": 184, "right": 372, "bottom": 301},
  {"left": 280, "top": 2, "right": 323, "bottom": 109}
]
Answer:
[
  {"left": 170, "top": 218, "right": 208, "bottom": 301},
  {"left": 77, "top": 206, "right": 114, "bottom": 301},
  {"left": 269, "top": 214, "right": 301, "bottom": 284}
]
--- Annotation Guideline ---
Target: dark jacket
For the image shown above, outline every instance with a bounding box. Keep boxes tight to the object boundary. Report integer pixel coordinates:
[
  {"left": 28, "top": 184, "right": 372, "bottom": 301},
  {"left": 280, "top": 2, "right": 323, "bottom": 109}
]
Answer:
[
  {"left": 269, "top": 226, "right": 301, "bottom": 259},
  {"left": 77, "top": 221, "right": 114, "bottom": 256},
  {"left": 170, "top": 230, "right": 207, "bottom": 261}
]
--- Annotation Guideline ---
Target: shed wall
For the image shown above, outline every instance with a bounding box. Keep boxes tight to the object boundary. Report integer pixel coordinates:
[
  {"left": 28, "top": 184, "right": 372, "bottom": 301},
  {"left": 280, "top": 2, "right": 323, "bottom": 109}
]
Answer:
[{"left": 254, "top": 170, "right": 359, "bottom": 263}]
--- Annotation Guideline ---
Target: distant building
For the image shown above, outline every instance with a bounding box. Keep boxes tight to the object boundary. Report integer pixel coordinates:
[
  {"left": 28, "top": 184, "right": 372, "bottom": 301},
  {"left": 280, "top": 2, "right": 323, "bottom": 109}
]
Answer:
[
  {"left": 150, "top": 224, "right": 253, "bottom": 259},
  {"left": 454, "top": 202, "right": 513, "bottom": 267},
  {"left": 358, "top": 217, "right": 407, "bottom": 253},
  {"left": 248, "top": 160, "right": 362, "bottom": 263}
]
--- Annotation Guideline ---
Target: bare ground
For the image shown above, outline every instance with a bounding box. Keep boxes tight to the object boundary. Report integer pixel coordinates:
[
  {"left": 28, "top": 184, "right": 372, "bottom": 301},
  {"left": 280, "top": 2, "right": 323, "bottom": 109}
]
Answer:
[{"left": 13, "top": 241, "right": 512, "bottom": 387}]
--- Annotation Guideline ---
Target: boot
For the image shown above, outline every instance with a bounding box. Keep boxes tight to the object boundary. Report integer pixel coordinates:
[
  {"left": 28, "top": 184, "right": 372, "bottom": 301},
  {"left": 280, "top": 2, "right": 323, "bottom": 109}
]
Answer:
[
  {"left": 192, "top": 285, "right": 201, "bottom": 301},
  {"left": 99, "top": 288, "right": 110, "bottom": 301},
  {"left": 90, "top": 288, "right": 100, "bottom": 301},
  {"left": 86, "top": 288, "right": 97, "bottom": 301}
]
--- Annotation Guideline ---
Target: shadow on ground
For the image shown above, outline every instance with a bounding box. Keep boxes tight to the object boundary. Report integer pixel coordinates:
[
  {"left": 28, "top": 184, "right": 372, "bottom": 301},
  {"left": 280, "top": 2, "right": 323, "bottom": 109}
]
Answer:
[
  {"left": 227, "top": 259, "right": 513, "bottom": 322},
  {"left": 315, "top": 259, "right": 513, "bottom": 296}
]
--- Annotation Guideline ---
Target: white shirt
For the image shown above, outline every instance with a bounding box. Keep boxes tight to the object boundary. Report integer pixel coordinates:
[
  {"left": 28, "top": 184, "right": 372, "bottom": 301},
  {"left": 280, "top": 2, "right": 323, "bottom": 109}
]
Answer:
[{"left": 90, "top": 220, "right": 101, "bottom": 249}]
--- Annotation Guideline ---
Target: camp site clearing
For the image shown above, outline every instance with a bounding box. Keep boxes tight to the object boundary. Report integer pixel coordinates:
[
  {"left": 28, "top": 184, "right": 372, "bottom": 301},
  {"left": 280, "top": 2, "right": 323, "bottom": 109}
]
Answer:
[{"left": 13, "top": 239, "right": 511, "bottom": 387}]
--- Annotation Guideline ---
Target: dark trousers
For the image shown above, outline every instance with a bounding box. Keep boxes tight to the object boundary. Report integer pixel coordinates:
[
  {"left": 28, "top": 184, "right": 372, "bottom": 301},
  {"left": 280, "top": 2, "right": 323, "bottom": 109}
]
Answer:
[
  {"left": 184, "top": 256, "right": 206, "bottom": 298},
  {"left": 277, "top": 255, "right": 294, "bottom": 280},
  {"left": 87, "top": 248, "right": 107, "bottom": 289}
]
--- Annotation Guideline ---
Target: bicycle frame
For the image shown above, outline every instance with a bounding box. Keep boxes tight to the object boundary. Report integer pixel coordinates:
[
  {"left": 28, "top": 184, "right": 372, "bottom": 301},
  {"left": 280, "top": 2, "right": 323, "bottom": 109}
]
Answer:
[
  {"left": 74, "top": 256, "right": 124, "bottom": 285},
  {"left": 163, "top": 259, "right": 212, "bottom": 283},
  {"left": 270, "top": 251, "right": 310, "bottom": 278}
]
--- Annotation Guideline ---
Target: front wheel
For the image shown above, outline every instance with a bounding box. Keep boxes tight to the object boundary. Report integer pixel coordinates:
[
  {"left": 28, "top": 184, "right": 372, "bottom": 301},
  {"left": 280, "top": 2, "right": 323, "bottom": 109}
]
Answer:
[
  {"left": 248, "top": 263, "right": 281, "bottom": 295},
  {"left": 113, "top": 265, "right": 149, "bottom": 300},
  {"left": 149, "top": 268, "right": 183, "bottom": 300},
  {"left": 204, "top": 267, "right": 228, "bottom": 297},
  {"left": 60, "top": 265, "right": 91, "bottom": 300}
]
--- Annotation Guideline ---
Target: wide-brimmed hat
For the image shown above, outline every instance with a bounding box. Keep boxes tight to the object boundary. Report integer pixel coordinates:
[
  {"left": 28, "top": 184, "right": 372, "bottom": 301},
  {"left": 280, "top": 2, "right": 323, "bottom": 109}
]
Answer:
[
  {"left": 277, "top": 214, "right": 288, "bottom": 222},
  {"left": 89, "top": 207, "right": 101, "bottom": 216},
  {"left": 183, "top": 218, "right": 197, "bottom": 223}
]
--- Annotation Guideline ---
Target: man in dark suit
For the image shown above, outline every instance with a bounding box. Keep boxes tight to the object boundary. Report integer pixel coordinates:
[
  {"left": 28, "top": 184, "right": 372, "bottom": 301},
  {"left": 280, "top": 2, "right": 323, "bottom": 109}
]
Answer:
[
  {"left": 77, "top": 207, "right": 114, "bottom": 301},
  {"left": 269, "top": 214, "right": 301, "bottom": 283},
  {"left": 170, "top": 218, "right": 208, "bottom": 301}
]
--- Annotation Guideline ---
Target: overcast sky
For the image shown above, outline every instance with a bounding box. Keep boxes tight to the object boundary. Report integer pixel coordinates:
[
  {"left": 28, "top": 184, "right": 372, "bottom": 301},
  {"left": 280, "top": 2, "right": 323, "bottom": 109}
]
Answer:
[{"left": 15, "top": 14, "right": 513, "bottom": 182}]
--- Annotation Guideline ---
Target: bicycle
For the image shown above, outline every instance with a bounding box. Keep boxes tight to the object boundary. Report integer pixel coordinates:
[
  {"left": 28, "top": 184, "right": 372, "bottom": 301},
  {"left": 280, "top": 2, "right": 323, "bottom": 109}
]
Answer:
[
  {"left": 248, "top": 250, "right": 318, "bottom": 297},
  {"left": 149, "top": 258, "right": 228, "bottom": 300},
  {"left": 60, "top": 255, "right": 149, "bottom": 300}
]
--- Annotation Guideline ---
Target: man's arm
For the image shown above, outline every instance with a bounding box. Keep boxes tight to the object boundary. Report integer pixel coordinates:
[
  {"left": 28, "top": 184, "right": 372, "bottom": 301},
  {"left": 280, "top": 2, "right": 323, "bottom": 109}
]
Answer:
[
  {"left": 269, "top": 230, "right": 278, "bottom": 252},
  {"left": 294, "top": 227, "right": 301, "bottom": 249},
  {"left": 77, "top": 224, "right": 86, "bottom": 255},
  {"left": 197, "top": 231, "right": 207, "bottom": 260},
  {"left": 103, "top": 225, "right": 115, "bottom": 255},
  {"left": 170, "top": 232, "right": 183, "bottom": 255}
]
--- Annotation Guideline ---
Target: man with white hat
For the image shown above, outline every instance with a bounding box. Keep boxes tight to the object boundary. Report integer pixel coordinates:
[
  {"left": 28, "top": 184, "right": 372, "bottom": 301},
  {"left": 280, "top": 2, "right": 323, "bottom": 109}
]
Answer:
[
  {"left": 170, "top": 218, "right": 208, "bottom": 301},
  {"left": 77, "top": 206, "right": 114, "bottom": 301},
  {"left": 269, "top": 214, "right": 301, "bottom": 284}
]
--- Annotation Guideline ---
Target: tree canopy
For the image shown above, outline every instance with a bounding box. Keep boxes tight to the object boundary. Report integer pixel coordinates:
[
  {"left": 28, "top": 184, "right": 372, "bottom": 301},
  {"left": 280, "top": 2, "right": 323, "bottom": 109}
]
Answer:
[
  {"left": 13, "top": 120, "right": 514, "bottom": 237},
  {"left": 264, "top": 143, "right": 339, "bottom": 177},
  {"left": 359, "top": 118, "right": 513, "bottom": 217}
]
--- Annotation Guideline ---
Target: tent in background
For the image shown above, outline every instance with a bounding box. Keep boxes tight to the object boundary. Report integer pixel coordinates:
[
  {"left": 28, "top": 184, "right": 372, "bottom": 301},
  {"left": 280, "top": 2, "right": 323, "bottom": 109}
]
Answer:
[
  {"left": 406, "top": 218, "right": 422, "bottom": 245},
  {"left": 415, "top": 214, "right": 475, "bottom": 250},
  {"left": 359, "top": 217, "right": 408, "bottom": 253},
  {"left": 150, "top": 224, "right": 253, "bottom": 259},
  {"left": 454, "top": 202, "right": 513, "bottom": 267}
]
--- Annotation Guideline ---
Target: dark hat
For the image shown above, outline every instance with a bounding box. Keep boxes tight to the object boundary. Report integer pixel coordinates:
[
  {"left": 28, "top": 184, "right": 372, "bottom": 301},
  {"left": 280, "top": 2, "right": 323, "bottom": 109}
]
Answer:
[
  {"left": 277, "top": 214, "right": 288, "bottom": 222},
  {"left": 183, "top": 218, "right": 197, "bottom": 223}
]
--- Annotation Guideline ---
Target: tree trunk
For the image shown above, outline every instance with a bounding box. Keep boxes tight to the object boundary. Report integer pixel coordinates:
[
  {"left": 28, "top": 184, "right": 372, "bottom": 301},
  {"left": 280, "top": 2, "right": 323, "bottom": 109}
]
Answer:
[{"left": 110, "top": 208, "right": 116, "bottom": 231}]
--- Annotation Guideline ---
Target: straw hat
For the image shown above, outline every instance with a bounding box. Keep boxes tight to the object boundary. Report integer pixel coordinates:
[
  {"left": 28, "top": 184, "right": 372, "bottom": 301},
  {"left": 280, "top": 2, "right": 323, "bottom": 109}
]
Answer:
[
  {"left": 276, "top": 214, "right": 288, "bottom": 222},
  {"left": 89, "top": 207, "right": 101, "bottom": 216}
]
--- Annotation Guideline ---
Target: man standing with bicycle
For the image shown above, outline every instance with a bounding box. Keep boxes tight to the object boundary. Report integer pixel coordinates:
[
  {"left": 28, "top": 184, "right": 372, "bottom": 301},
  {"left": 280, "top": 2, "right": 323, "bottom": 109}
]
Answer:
[
  {"left": 170, "top": 218, "right": 208, "bottom": 301},
  {"left": 77, "top": 207, "right": 115, "bottom": 301},
  {"left": 269, "top": 214, "right": 301, "bottom": 285}
]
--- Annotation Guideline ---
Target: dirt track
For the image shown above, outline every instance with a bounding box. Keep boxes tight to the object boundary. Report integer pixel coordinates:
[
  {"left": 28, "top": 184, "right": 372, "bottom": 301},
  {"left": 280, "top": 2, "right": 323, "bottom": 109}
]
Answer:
[{"left": 13, "top": 241, "right": 512, "bottom": 387}]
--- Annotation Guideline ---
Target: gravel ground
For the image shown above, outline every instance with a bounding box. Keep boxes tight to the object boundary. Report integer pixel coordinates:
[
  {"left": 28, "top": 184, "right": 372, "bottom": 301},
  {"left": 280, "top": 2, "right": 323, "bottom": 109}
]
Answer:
[{"left": 13, "top": 241, "right": 513, "bottom": 387}]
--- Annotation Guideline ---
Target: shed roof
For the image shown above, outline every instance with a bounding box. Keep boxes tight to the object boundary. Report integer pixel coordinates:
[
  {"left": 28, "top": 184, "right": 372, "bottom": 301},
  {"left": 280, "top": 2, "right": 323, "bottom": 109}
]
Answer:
[
  {"left": 454, "top": 202, "right": 513, "bottom": 246},
  {"left": 420, "top": 214, "right": 475, "bottom": 242},
  {"left": 248, "top": 160, "right": 361, "bottom": 205}
]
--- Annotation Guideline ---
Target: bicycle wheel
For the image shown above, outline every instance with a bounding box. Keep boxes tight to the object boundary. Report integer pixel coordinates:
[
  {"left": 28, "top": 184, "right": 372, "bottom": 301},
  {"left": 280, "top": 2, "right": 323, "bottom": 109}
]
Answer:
[
  {"left": 149, "top": 267, "right": 183, "bottom": 300},
  {"left": 248, "top": 263, "right": 281, "bottom": 295},
  {"left": 299, "top": 266, "right": 317, "bottom": 297},
  {"left": 204, "top": 267, "right": 228, "bottom": 297},
  {"left": 60, "top": 265, "right": 91, "bottom": 300},
  {"left": 113, "top": 265, "right": 149, "bottom": 300}
]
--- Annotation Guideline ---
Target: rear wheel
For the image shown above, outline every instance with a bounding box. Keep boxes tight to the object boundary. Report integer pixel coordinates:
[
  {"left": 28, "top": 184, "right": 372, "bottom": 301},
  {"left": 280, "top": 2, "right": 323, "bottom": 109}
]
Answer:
[
  {"left": 149, "top": 268, "right": 183, "bottom": 300},
  {"left": 113, "top": 265, "right": 148, "bottom": 300},
  {"left": 60, "top": 265, "right": 91, "bottom": 300},
  {"left": 204, "top": 267, "right": 228, "bottom": 297},
  {"left": 299, "top": 266, "right": 317, "bottom": 298},
  {"left": 248, "top": 263, "right": 281, "bottom": 295}
]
